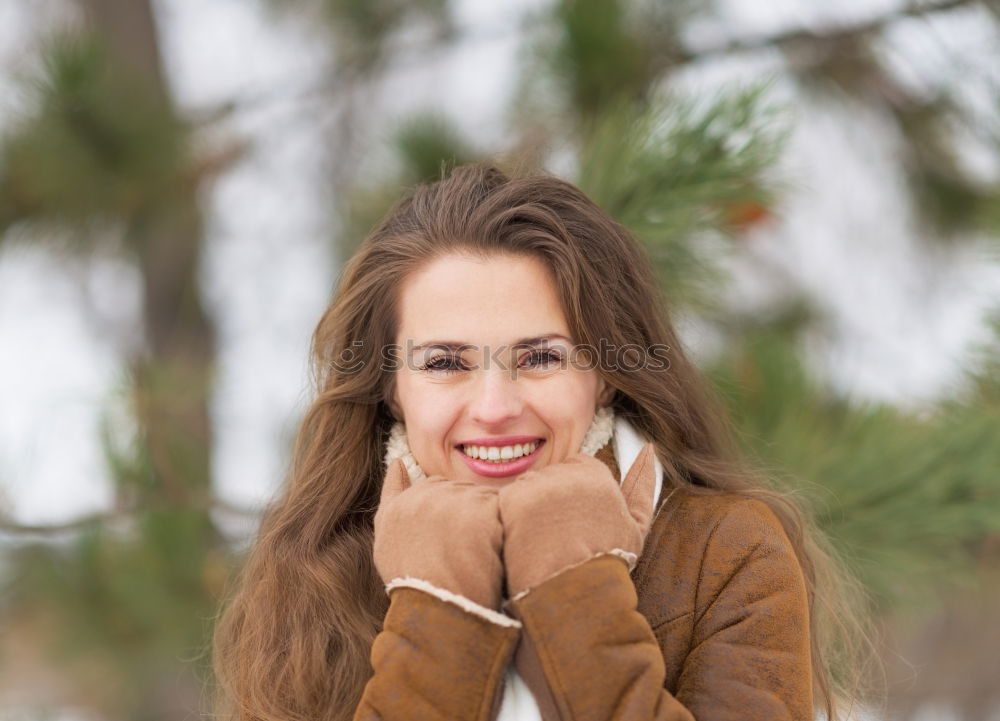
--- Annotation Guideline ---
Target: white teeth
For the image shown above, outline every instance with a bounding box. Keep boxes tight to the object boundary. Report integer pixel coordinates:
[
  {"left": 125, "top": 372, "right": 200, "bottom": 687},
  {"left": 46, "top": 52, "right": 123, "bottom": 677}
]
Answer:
[{"left": 461, "top": 442, "right": 539, "bottom": 463}]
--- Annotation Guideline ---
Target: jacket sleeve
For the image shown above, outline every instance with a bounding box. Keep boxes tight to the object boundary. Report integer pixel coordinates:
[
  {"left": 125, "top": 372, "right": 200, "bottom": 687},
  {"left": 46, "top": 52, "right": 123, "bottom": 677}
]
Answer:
[
  {"left": 504, "top": 499, "right": 814, "bottom": 721},
  {"left": 353, "top": 583, "right": 521, "bottom": 721}
]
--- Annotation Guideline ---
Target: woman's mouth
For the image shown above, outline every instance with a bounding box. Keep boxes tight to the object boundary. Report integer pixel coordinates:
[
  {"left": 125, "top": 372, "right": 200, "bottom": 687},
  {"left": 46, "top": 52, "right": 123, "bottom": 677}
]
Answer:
[{"left": 456, "top": 439, "right": 546, "bottom": 478}]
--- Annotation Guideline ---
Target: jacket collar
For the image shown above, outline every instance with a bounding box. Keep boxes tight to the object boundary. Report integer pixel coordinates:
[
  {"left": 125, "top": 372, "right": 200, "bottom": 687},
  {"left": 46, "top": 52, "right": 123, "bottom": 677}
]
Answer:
[{"left": 610, "top": 413, "right": 664, "bottom": 510}]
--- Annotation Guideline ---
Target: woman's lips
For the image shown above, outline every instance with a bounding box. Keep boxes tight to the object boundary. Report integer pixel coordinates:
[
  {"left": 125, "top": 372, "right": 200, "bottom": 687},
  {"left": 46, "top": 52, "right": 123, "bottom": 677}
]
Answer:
[{"left": 457, "top": 440, "right": 546, "bottom": 478}]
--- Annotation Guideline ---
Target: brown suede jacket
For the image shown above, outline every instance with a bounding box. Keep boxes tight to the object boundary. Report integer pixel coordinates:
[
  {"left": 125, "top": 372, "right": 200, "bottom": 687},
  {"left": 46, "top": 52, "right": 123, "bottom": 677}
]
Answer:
[{"left": 354, "top": 442, "right": 814, "bottom": 721}]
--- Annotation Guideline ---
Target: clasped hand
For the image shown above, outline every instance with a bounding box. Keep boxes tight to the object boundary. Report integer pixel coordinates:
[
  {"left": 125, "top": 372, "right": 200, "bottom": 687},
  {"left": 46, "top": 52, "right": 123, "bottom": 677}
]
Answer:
[{"left": 373, "top": 444, "right": 658, "bottom": 611}]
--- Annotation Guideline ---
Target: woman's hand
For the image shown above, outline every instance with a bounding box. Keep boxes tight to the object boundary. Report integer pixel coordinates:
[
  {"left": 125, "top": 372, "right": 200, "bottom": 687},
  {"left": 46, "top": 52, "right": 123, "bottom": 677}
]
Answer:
[
  {"left": 373, "top": 459, "right": 505, "bottom": 611},
  {"left": 499, "top": 443, "right": 658, "bottom": 599}
]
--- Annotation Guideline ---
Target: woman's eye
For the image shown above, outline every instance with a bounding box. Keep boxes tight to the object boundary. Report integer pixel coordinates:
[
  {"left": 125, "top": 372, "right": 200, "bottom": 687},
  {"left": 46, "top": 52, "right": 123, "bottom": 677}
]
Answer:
[
  {"left": 421, "top": 350, "right": 561, "bottom": 374},
  {"left": 521, "top": 350, "right": 563, "bottom": 369},
  {"left": 421, "top": 356, "right": 467, "bottom": 373}
]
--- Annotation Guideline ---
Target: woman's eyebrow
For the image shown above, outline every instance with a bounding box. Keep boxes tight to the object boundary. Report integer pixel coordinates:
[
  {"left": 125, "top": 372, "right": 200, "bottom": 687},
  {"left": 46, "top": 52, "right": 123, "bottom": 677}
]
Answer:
[{"left": 410, "top": 334, "right": 571, "bottom": 352}]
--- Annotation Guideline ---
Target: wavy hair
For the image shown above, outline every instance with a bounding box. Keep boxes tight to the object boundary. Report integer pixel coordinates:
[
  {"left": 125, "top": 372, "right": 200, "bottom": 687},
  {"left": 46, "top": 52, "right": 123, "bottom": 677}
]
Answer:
[{"left": 212, "top": 163, "right": 876, "bottom": 721}]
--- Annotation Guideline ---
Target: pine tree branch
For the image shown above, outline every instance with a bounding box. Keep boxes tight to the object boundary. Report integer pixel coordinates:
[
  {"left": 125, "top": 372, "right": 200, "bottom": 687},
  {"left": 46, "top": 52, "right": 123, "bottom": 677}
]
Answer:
[
  {"left": 673, "top": 0, "right": 980, "bottom": 66},
  {"left": 189, "top": 0, "right": 981, "bottom": 125},
  {"left": 0, "top": 496, "right": 262, "bottom": 537},
  {"left": 0, "top": 511, "right": 117, "bottom": 536}
]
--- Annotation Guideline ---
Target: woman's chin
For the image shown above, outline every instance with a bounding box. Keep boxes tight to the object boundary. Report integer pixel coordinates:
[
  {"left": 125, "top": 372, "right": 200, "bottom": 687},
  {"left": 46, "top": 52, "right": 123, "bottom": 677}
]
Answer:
[{"left": 474, "top": 476, "right": 514, "bottom": 489}]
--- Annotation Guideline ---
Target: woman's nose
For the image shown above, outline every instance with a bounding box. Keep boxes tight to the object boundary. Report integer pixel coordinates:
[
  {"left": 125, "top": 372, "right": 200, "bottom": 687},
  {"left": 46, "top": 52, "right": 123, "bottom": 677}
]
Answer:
[{"left": 468, "top": 367, "right": 523, "bottom": 426}]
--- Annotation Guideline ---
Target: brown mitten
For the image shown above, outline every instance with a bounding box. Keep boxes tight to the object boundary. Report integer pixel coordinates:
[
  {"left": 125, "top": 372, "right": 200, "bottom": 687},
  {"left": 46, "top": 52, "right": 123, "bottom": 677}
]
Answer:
[
  {"left": 373, "top": 459, "right": 505, "bottom": 611},
  {"left": 499, "top": 443, "right": 657, "bottom": 600}
]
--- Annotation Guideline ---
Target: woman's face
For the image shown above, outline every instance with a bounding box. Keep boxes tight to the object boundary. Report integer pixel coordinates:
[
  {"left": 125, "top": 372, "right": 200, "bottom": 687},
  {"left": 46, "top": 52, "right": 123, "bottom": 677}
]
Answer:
[{"left": 392, "top": 252, "right": 607, "bottom": 487}]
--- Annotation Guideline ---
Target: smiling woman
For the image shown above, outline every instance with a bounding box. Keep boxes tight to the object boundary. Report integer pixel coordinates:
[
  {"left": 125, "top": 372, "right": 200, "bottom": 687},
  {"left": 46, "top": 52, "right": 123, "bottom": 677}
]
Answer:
[
  {"left": 211, "top": 163, "right": 870, "bottom": 721},
  {"left": 392, "top": 253, "right": 607, "bottom": 487}
]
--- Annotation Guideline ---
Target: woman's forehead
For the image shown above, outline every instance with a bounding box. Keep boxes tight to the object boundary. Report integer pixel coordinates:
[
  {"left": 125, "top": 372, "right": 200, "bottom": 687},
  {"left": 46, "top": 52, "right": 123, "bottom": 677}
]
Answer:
[{"left": 396, "top": 253, "right": 572, "bottom": 343}]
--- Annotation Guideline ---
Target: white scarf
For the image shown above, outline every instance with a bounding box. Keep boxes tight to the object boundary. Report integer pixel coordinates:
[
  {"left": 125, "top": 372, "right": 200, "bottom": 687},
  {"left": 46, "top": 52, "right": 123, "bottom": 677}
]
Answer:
[{"left": 384, "top": 408, "right": 664, "bottom": 721}]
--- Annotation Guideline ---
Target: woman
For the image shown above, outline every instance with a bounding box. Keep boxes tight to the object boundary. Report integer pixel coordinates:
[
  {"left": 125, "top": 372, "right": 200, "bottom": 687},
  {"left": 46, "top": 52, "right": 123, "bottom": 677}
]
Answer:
[{"left": 212, "top": 163, "right": 870, "bottom": 721}]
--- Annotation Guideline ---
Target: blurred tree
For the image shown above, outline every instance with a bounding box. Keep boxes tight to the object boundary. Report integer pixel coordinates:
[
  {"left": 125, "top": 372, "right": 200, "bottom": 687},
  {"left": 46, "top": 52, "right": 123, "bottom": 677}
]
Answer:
[
  {"left": 574, "top": 88, "right": 787, "bottom": 309},
  {"left": 550, "top": 0, "right": 657, "bottom": 117},
  {"left": 339, "top": 112, "right": 483, "bottom": 256},
  {"left": 0, "top": 2, "right": 234, "bottom": 719},
  {"left": 708, "top": 315, "right": 1000, "bottom": 610},
  {"left": 260, "top": 0, "right": 457, "bottom": 265}
]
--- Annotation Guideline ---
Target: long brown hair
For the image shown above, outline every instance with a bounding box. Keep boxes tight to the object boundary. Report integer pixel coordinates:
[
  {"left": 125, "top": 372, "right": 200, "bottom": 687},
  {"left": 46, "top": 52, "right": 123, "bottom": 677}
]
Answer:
[{"left": 212, "top": 163, "right": 875, "bottom": 721}]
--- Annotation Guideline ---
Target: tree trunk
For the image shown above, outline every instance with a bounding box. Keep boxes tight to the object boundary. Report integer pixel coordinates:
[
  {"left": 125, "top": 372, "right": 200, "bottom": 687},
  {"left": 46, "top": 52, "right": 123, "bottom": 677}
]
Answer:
[{"left": 77, "top": 0, "right": 218, "bottom": 525}]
